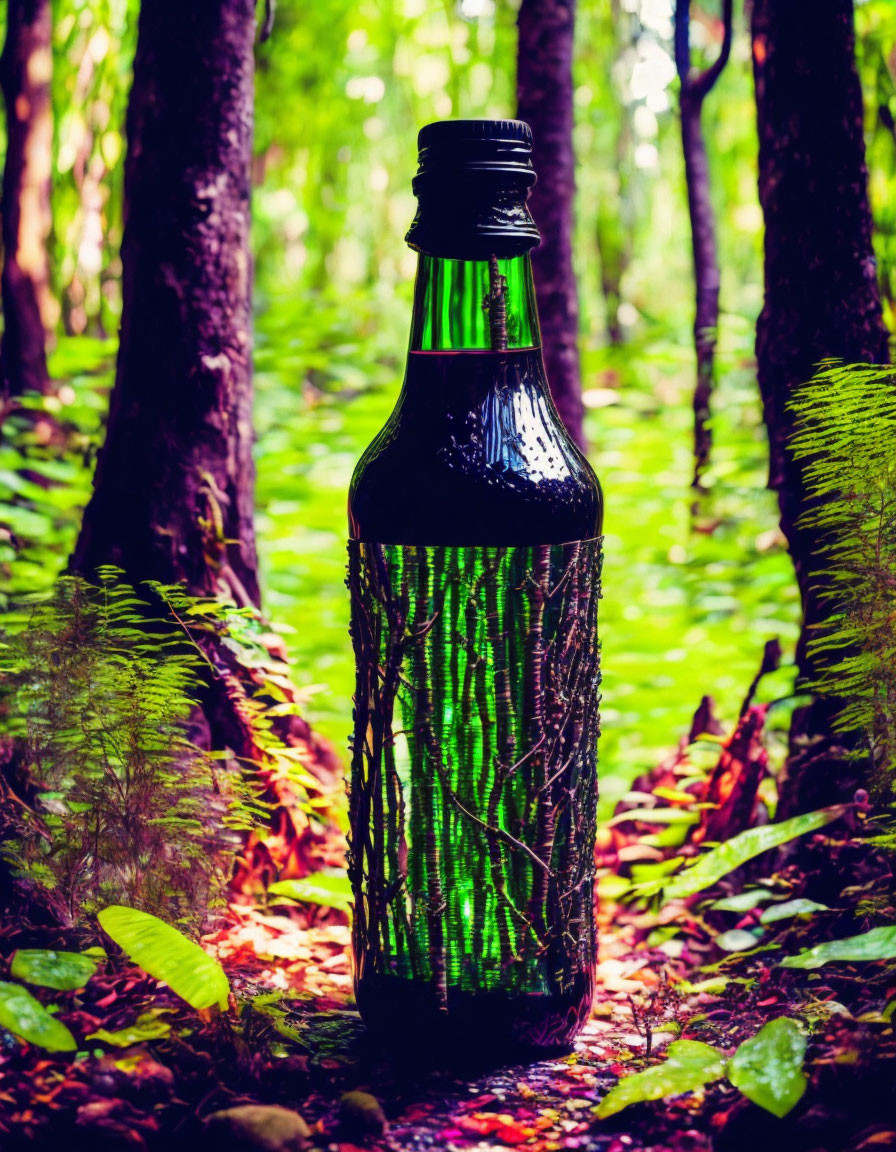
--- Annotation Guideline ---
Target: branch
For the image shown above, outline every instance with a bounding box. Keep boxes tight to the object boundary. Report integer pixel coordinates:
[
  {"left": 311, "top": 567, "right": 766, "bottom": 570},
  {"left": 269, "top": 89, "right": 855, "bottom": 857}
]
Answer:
[
  {"left": 259, "top": 0, "right": 275, "bottom": 43},
  {"left": 676, "top": 0, "right": 734, "bottom": 103}
]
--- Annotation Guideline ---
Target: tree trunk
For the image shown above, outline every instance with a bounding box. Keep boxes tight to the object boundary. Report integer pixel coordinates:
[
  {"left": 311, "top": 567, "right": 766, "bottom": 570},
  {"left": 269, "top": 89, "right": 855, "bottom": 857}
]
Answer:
[
  {"left": 516, "top": 0, "right": 585, "bottom": 451},
  {"left": 675, "top": 0, "right": 733, "bottom": 490},
  {"left": 70, "top": 0, "right": 338, "bottom": 873},
  {"left": 72, "top": 0, "right": 259, "bottom": 606},
  {"left": 0, "top": 0, "right": 53, "bottom": 399},
  {"left": 752, "top": 0, "right": 890, "bottom": 811}
]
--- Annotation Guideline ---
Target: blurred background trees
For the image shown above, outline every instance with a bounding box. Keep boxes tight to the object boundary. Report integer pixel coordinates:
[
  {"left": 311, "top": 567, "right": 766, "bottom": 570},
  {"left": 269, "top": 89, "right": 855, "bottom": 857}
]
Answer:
[{"left": 1, "top": 0, "right": 895, "bottom": 822}]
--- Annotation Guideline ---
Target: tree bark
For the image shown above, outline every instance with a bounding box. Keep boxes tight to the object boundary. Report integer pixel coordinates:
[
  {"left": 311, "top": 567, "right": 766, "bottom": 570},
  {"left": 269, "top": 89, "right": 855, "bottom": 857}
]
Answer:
[
  {"left": 0, "top": 0, "right": 53, "bottom": 399},
  {"left": 69, "top": 1, "right": 339, "bottom": 871},
  {"left": 72, "top": 0, "right": 259, "bottom": 606},
  {"left": 675, "top": 0, "right": 733, "bottom": 489},
  {"left": 517, "top": 0, "right": 585, "bottom": 451},
  {"left": 752, "top": 0, "right": 890, "bottom": 811}
]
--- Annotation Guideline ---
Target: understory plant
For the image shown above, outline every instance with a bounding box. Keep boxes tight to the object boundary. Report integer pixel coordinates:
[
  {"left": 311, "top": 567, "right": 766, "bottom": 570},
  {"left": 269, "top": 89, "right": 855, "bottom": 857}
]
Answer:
[
  {"left": 0, "top": 569, "right": 239, "bottom": 929},
  {"left": 790, "top": 362, "right": 896, "bottom": 797}
]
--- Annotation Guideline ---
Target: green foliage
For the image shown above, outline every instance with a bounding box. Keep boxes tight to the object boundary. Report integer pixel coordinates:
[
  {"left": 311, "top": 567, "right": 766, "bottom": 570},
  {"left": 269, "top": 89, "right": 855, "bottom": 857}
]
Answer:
[
  {"left": 97, "top": 905, "right": 230, "bottom": 1012},
  {"left": 727, "top": 1018, "right": 808, "bottom": 1119},
  {"left": 596, "top": 1020, "right": 808, "bottom": 1121},
  {"left": 759, "top": 899, "right": 829, "bottom": 925},
  {"left": 9, "top": 949, "right": 98, "bottom": 991},
  {"left": 0, "top": 570, "right": 232, "bottom": 928},
  {"left": 0, "top": 982, "right": 77, "bottom": 1052},
  {"left": 781, "top": 925, "right": 896, "bottom": 970},
  {"left": 268, "top": 871, "right": 353, "bottom": 914},
  {"left": 86, "top": 1009, "right": 172, "bottom": 1047},
  {"left": 789, "top": 363, "right": 896, "bottom": 792},
  {"left": 648, "top": 806, "right": 847, "bottom": 901},
  {"left": 596, "top": 1039, "right": 726, "bottom": 1119}
]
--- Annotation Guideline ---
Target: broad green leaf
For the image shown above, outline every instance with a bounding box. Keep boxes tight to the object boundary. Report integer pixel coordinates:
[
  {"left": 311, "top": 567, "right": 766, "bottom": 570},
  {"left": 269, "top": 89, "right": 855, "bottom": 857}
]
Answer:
[
  {"left": 595, "top": 1040, "right": 726, "bottom": 1119},
  {"left": 715, "top": 929, "right": 763, "bottom": 953},
  {"left": 10, "top": 949, "right": 98, "bottom": 991},
  {"left": 98, "top": 906, "right": 229, "bottom": 1012},
  {"left": 760, "top": 899, "right": 829, "bottom": 925},
  {"left": 709, "top": 889, "right": 774, "bottom": 913},
  {"left": 0, "top": 982, "right": 77, "bottom": 1051},
  {"left": 662, "top": 806, "right": 846, "bottom": 901},
  {"left": 728, "top": 1017, "right": 807, "bottom": 1117},
  {"left": 780, "top": 925, "right": 896, "bottom": 970},
  {"left": 87, "top": 1010, "right": 172, "bottom": 1047},
  {"left": 268, "top": 871, "right": 353, "bottom": 912}
]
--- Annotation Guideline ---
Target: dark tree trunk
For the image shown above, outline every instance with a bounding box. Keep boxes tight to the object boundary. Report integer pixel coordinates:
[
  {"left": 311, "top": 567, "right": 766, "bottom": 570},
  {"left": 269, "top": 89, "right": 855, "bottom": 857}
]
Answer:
[
  {"left": 72, "top": 0, "right": 259, "bottom": 606},
  {"left": 71, "top": 0, "right": 338, "bottom": 871},
  {"left": 517, "top": 0, "right": 585, "bottom": 451},
  {"left": 0, "top": 0, "right": 52, "bottom": 399},
  {"left": 752, "top": 0, "right": 890, "bottom": 811},
  {"left": 675, "top": 0, "right": 733, "bottom": 489}
]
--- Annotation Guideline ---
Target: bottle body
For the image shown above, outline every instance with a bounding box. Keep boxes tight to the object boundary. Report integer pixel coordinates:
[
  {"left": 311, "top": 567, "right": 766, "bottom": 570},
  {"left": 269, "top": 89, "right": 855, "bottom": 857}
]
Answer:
[{"left": 347, "top": 121, "right": 602, "bottom": 1056}]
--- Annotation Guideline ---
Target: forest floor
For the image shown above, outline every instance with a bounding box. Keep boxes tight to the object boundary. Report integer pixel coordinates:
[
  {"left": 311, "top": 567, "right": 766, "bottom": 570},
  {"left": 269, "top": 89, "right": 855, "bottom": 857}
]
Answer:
[{"left": 3, "top": 850, "right": 896, "bottom": 1152}]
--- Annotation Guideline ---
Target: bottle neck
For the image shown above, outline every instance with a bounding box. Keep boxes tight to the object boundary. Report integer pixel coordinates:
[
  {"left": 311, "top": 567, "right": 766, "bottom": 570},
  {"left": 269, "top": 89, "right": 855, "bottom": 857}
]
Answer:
[{"left": 408, "top": 253, "right": 541, "bottom": 353}]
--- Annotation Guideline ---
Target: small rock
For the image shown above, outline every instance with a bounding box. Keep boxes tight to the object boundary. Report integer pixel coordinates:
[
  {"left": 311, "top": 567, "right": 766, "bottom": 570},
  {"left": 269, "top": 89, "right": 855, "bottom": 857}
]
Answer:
[
  {"left": 206, "top": 1104, "right": 312, "bottom": 1151},
  {"left": 338, "top": 1091, "right": 388, "bottom": 1142}
]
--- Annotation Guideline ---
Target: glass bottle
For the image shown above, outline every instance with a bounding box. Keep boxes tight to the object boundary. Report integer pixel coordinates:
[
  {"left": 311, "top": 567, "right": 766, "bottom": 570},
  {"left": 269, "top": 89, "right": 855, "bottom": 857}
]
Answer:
[{"left": 347, "top": 120, "right": 603, "bottom": 1056}]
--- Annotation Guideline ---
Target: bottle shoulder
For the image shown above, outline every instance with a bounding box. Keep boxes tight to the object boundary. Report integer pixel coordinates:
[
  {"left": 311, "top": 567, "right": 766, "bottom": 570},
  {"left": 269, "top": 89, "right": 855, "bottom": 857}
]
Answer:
[{"left": 349, "top": 349, "right": 602, "bottom": 545}]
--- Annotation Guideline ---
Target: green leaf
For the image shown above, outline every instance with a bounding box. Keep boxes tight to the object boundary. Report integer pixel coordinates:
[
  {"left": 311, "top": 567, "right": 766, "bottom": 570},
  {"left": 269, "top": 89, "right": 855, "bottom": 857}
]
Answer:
[
  {"left": 595, "top": 1040, "right": 726, "bottom": 1119},
  {"left": 780, "top": 925, "right": 896, "bottom": 970},
  {"left": 10, "top": 949, "right": 98, "bottom": 991},
  {"left": 728, "top": 1017, "right": 807, "bottom": 1118},
  {"left": 268, "top": 871, "right": 353, "bottom": 912},
  {"left": 98, "top": 906, "right": 229, "bottom": 1011},
  {"left": 607, "top": 807, "right": 699, "bottom": 827},
  {"left": 662, "top": 806, "right": 846, "bottom": 901},
  {"left": 709, "top": 889, "right": 775, "bottom": 913},
  {"left": 0, "top": 982, "right": 77, "bottom": 1051},
  {"left": 87, "top": 1010, "right": 172, "bottom": 1047},
  {"left": 760, "top": 899, "right": 829, "bottom": 925},
  {"left": 715, "top": 929, "right": 763, "bottom": 953}
]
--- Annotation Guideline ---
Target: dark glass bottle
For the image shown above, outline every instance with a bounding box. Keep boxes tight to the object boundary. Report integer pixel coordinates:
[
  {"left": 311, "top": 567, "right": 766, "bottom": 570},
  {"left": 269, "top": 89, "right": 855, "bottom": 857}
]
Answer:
[{"left": 347, "top": 120, "right": 603, "bottom": 1057}]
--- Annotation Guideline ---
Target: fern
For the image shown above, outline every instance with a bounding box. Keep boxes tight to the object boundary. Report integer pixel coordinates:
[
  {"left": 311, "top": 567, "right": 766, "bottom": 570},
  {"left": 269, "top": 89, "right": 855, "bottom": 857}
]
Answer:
[
  {"left": 0, "top": 570, "right": 237, "bottom": 929},
  {"left": 789, "top": 362, "right": 896, "bottom": 794}
]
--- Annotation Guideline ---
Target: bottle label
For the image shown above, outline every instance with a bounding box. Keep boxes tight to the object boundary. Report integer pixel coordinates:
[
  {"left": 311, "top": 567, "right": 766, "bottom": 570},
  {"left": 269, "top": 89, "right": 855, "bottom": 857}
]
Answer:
[{"left": 347, "top": 539, "right": 602, "bottom": 1011}]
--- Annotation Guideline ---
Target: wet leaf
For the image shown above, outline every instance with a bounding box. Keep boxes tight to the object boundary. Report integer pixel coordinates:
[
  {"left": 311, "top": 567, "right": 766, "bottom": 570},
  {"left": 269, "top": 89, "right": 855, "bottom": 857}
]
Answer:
[
  {"left": 728, "top": 1017, "right": 807, "bottom": 1117},
  {"left": 661, "top": 806, "right": 847, "bottom": 901},
  {"left": 709, "top": 889, "right": 775, "bottom": 913},
  {"left": 760, "top": 899, "right": 829, "bottom": 924},
  {"left": 268, "top": 871, "right": 353, "bottom": 912},
  {"left": 98, "top": 906, "right": 229, "bottom": 1011},
  {"left": 780, "top": 925, "right": 896, "bottom": 969},
  {"left": 10, "top": 949, "right": 98, "bottom": 991},
  {"left": 0, "top": 981, "right": 77, "bottom": 1051},
  {"left": 87, "top": 1010, "right": 173, "bottom": 1047},
  {"left": 716, "top": 929, "right": 763, "bottom": 952},
  {"left": 595, "top": 1039, "right": 726, "bottom": 1119}
]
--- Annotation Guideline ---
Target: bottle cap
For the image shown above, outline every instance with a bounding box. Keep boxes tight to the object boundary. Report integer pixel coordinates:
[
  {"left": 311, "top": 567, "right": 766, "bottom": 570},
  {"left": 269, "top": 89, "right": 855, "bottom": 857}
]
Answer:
[
  {"left": 414, "top": 119, "right": 536, "bottom": 185},
  {"left": 406, "top": 119, "right": 540, "bottom": 260}
]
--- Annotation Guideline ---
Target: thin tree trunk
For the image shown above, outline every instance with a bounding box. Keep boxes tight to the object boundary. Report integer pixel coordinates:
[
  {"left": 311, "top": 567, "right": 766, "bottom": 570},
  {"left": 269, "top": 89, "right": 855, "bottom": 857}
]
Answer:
[
  {"left": 0, "top": 0, "right": 53, "bottom": 399},
  {"left": 675, "top": 0, "right": 733, "bottom": 490},
  {"left": 517, "top": 0, "right": 585, "bottom": 451},
  {"left": 72, "top": 0, "right": 259, "bottom": 605},
  {"left": 752, "top": 0, "right": 890, "bottom": 811}
]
